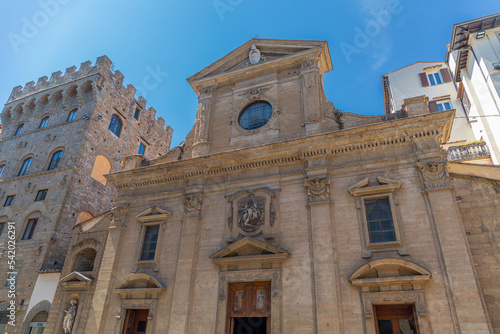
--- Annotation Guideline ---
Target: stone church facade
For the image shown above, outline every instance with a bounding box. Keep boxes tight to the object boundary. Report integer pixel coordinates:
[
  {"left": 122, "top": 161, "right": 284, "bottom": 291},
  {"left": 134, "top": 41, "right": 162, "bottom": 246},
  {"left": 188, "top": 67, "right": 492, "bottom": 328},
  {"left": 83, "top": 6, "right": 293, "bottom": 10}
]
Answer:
[{"left": 44, "top": 39, "right": 499, "bottom": 333}]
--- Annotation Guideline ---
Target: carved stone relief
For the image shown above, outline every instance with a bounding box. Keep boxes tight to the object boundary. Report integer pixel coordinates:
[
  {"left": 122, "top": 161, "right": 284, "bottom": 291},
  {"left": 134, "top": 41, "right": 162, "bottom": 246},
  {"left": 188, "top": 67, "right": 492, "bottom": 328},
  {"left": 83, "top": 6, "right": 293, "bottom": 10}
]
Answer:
[
  {"left": 234, "top": 291, "right": 244, "bottom": 311},
  {"left": 183, "top": 193, "right": 202, "bottom": 219},
  {"left": 237, "top": 197, "right": 265, "bottom": 232},
  {"left": 304, "top": 177, "right": 330, "bottom": 203},
  {"left": 256, "top": 289, "right": 266, "bottom": 310},
  {"left": 417, "top": 162, "right": 449, "bottom": 189}
]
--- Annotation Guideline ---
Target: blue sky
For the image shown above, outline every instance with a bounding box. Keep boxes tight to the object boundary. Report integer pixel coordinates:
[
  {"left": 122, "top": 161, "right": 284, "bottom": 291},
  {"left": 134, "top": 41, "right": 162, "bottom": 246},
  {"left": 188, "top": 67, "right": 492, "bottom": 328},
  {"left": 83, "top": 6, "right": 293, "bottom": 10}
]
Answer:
[{"left": 1, "top": 0, "right": 498, "bottom": 147}]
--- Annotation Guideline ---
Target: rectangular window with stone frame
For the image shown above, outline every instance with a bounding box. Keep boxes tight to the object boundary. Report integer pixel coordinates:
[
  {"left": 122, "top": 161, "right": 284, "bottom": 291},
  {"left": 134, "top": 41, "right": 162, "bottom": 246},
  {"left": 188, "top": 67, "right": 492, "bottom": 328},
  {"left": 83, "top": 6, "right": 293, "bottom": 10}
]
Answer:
[
  {"left": 139, "top": 224, "right": 159, "bottom": 261},
  {"left": 348, "top": 177, "right": 408, "bottom": 258}
]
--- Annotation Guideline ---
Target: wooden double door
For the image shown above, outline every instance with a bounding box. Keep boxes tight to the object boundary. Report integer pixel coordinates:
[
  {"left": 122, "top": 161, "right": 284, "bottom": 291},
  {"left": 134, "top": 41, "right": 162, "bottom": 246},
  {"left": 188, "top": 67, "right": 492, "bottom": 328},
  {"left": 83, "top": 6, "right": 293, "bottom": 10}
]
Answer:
[
  {"left": 227, "top": 282, "right": 271, "bottom": 334},
  {"left": 123, "top": 309, "right": 149, "bottom": 334},
  {"left": 374, "top": 305, "right": 419, "bottom": 334}
]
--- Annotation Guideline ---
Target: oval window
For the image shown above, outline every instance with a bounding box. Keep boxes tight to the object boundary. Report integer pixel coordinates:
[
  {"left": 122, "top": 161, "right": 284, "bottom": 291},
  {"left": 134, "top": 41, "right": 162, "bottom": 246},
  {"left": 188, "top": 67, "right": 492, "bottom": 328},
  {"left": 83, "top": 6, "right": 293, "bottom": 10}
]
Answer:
[{"left": 238, "top": 101, "right": 273, "bottom": 130}]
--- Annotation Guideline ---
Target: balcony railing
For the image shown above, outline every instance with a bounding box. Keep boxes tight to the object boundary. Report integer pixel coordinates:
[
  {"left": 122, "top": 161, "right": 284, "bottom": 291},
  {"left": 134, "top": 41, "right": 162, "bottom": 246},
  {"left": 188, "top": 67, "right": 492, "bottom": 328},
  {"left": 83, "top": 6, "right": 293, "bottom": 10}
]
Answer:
[{"left": 447, "top": 142, "right": 491, "bottom": 161}]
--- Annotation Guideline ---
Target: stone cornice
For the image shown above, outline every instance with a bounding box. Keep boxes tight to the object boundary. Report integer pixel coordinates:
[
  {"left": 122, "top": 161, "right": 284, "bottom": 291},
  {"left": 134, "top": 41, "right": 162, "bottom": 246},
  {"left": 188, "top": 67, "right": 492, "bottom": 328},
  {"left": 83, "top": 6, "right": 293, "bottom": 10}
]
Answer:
[{"left": 107, "top": 111, "right": 454, "bottom": 190}]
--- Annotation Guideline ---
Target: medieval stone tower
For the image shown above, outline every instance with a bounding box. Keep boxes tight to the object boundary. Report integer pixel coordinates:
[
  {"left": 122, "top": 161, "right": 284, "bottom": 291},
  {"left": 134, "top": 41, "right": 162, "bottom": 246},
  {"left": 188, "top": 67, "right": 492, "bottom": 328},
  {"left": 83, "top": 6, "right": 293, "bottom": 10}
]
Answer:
[{"left": 0, "top": 56, "right": 172, "bottom": 333}]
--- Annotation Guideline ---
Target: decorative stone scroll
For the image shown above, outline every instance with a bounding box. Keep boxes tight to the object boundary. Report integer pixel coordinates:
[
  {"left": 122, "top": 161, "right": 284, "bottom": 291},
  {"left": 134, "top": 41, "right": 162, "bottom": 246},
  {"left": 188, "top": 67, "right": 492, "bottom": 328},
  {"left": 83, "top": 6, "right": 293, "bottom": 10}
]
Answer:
[
  {"left": 417, "top": 161, "right": 449, "bottom": 189},
  {"left": 304, "top": 177, "right": 330, "bottom": 203},
  {"left": 183, "top": 193, "right": 203, "bottom": 219}
]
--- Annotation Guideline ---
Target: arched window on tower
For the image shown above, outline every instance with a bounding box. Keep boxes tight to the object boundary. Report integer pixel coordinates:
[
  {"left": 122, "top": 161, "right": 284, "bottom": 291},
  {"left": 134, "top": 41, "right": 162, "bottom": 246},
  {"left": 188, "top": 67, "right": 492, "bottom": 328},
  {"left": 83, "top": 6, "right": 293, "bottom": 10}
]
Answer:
[{"left": 47, "top": 150, "right": 63, "bottom": 170}]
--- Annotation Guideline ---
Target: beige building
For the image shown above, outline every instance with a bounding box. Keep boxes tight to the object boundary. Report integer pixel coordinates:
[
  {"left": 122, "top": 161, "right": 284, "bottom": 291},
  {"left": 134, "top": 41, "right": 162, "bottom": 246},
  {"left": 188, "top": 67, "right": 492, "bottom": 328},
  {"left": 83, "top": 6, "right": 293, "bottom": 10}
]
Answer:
[
  {"left": 384, "top": 13, "right": 500, "bottom": 166},
  {"left": 0, "top": 56, "right": 172, "bottom": 333},
  {"left": 41, "top": 38, "right": 500, "bottom": 334}
]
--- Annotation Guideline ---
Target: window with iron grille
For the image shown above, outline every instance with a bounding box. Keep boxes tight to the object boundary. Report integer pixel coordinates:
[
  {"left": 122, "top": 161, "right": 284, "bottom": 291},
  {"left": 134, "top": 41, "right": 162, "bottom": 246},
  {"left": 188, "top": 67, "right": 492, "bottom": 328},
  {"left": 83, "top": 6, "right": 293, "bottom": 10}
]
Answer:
[{"left": 73, "top": 248, "right": 97, "bottom": 272}]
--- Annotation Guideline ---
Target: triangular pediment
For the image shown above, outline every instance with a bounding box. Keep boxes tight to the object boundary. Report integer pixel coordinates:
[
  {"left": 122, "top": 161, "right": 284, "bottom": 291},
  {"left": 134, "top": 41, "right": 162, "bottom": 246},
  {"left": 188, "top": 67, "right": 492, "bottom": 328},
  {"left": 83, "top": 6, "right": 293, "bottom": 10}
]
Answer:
[
  {"left": 187, "top": 38, "right": 332, "bottom": 94},
  {"left": 136, "top": 207, "right": 172, "bottom": 222},
  {"left": 210, "top": 237, "right": 290, "bottom": 265},
  {"left": 348, "top": 176, "right": 402, "bottom": 197},
  {"left": 60, "top": 271, "right": 93, "bottom": 290}
]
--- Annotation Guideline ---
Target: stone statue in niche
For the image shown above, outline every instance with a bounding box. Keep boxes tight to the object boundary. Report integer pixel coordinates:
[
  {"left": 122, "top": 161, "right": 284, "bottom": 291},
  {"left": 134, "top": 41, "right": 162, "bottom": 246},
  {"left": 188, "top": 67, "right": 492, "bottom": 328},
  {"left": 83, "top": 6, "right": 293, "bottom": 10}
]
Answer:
[
  {"left": 256, "top": 289, "right": 266, "bottom": 310},
  {"left": 418, "top": 162, "right": 449, "bottom": 189},
  {"left": 63, "top": 299, "right": 78, "bottom": 334},
  {"left": 248, "top": 44, "right": 261, "bottom": 64},
  {"left": 304, "top": 177, "right": 330, "bottom": 203},
  {"left": 234, "top": 291, "right": 244, "bottom": 311},
  {"left": 237, "top": 197, "right": 265, "bottom": 232}
]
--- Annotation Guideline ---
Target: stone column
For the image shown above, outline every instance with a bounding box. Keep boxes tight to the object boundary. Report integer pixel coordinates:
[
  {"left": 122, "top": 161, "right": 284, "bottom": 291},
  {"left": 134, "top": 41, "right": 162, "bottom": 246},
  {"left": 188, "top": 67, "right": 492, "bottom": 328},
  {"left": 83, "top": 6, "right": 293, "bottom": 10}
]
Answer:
[
  {"left": 418, "top": 162, "right": 491, "bottom": 333},
  {"left": 304, "top": 169, "right": 341, "bottom": 332},
  {"left": 167, "top": 192, "right": 203, "bottom": 333}
]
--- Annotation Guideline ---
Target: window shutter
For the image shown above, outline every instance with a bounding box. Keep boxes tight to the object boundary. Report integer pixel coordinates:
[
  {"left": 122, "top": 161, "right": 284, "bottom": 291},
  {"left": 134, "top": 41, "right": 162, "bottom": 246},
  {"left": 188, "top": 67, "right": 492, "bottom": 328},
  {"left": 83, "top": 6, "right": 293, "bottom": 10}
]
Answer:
[
  {"left": 428, "top": 101, "right": 439, "bottom": 113},
  {"left": 419, "top": 73, "right": 429, "bottom": 87},
  {"left": 440, "top": 68, "right": 452, "bottom": 83}
]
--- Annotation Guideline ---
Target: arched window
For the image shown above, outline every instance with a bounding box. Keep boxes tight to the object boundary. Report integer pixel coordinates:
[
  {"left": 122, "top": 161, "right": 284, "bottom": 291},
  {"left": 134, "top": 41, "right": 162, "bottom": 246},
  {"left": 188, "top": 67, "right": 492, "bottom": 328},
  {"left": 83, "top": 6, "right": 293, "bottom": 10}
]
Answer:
[
  {"left": 18, "top": 157, "right": 32, "bottom": 176},
  {"left": 108, "top": 115, "right": 122, "bottom": 137},
  {"left": 0, "top": 164, "right": 5, "bottom": 177},
  {"left": 47, "top": 150, "right": 63, "bottom": 170},
  {"left": 76, "top": 211, "right": 93, "bottom": 225},
  {"left": 14, "top": 123, "right": 24, "bottom": 136},
  {"left": 39, "top": 116, "right": 49, "bottom": 129},
  {"left": 90, "top": 155, "right": 111, "bottom": 185},
  {"left": 73, "top": 248, "right": 97, "bottom": 272},
  {"left": 67, "top": 108, "right": 78, "bottom": 122},
  {"left": 238, "top": 101, "right": 273, "bottom": 130}
]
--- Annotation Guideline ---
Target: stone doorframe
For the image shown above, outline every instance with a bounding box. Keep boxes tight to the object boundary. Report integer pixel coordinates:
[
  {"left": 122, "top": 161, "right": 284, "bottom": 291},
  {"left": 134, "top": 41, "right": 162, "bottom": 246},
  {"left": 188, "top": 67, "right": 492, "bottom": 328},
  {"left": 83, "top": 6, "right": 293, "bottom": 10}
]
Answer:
[
  {"left": 215, "top": 269, "right": 282, "bottom": 334},
  {"left": 113, "top": 273, "right": 167, "bottom": 334},
  {"left": 349, "top": 258, "right": 432, "bottom": 334}
]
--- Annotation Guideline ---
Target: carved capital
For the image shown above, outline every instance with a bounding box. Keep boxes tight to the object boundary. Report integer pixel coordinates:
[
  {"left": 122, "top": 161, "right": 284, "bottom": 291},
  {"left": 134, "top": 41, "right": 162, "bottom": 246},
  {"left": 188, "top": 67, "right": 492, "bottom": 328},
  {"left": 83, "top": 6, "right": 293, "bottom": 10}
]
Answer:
[
  {"left": 304, "top": 177, "right": 330, "bottom": 203},
  {"left": 110, "top": 205, "right": 129, "bottom": 229},
  {"left": 417, "top": 161, "right": 449, "bottom": 190},
  {"left": 183, "top": 193, "right": 203, "bottom": 219}
]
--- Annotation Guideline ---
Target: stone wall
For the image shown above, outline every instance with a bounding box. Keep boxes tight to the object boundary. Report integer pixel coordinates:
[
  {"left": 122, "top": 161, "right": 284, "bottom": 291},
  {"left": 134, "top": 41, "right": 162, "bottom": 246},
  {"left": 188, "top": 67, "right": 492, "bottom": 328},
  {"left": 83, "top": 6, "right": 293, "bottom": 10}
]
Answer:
[{"left": 451, "top": 174, "right": 500, "bottom": 333}]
